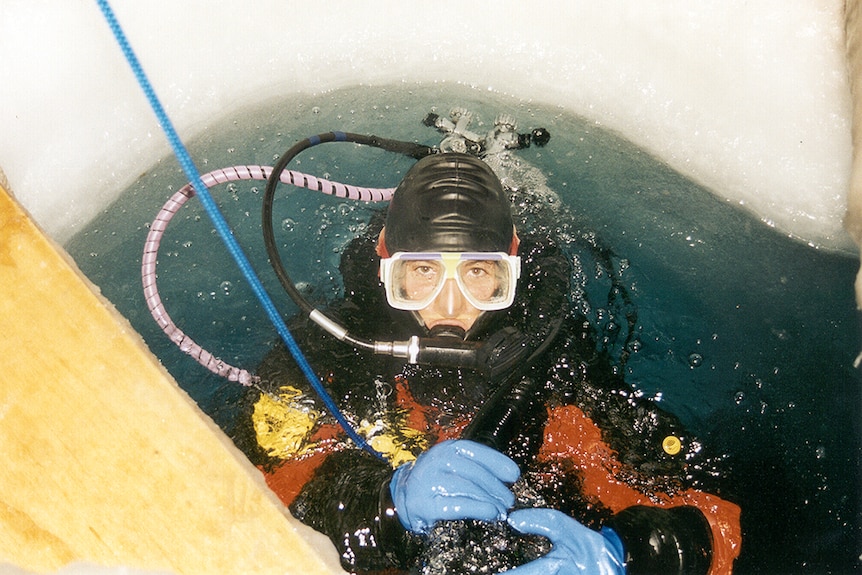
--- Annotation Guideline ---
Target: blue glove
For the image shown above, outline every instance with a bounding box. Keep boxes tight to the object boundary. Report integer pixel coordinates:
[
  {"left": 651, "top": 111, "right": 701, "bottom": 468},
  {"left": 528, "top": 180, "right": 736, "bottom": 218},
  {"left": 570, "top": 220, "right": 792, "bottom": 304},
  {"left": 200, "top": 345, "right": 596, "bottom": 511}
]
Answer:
[
  {"left": 507, "top": 508, "right": 626, "bottom": 575},
  {"left": 390, "top": 439, "right": 521, "bottom": 534}
]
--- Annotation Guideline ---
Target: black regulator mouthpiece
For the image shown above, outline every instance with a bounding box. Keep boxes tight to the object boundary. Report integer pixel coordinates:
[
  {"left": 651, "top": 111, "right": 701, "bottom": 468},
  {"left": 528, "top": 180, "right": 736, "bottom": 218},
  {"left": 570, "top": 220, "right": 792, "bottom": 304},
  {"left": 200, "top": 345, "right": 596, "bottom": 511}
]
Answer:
[
  {"left": 428, "top": 324, "right": 467, "bottom": 339},
  {"left": 376, "top": 326, "right": 533, "bottom": 379}
]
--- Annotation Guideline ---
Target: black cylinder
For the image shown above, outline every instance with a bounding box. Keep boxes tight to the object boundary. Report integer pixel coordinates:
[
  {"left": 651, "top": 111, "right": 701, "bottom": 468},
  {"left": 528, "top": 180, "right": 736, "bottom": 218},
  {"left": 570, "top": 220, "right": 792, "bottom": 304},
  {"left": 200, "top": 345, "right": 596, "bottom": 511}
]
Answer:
[
  {"left": 461, "top": 376, "right": 541, "bottom": 452},
  {"left": 605, "top": 505, "right": 713, "bottom": 575}
]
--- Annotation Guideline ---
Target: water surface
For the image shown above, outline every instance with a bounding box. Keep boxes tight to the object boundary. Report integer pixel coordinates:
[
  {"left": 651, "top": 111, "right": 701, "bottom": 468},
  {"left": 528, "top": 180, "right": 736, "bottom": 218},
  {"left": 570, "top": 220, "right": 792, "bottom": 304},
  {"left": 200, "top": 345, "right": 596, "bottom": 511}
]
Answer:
[{"left": 67, "top": 83, "right": 861, "bottom": 574}]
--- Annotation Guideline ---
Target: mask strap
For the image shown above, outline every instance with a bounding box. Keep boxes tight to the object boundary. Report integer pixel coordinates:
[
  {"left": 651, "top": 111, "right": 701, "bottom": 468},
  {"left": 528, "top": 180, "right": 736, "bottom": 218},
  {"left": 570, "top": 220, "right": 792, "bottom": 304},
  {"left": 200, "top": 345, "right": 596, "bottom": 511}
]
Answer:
[{"left": 509, "top": 229, "right": 521, "bottom": 256}]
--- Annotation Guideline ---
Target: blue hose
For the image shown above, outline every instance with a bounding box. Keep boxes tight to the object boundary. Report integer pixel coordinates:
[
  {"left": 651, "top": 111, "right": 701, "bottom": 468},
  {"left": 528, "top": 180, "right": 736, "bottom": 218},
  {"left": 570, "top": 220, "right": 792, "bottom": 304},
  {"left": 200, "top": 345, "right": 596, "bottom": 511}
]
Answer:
[{"left": 95, "top": 0, "right": 382, "bottom": 460}]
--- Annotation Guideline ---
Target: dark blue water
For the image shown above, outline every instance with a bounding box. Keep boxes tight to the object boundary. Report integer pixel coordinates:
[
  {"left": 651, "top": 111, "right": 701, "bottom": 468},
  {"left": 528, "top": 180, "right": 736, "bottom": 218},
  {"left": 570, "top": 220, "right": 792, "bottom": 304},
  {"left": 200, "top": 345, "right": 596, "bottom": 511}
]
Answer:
[{"left": 66, "top": 84, "right": 861, "bottom": 574}]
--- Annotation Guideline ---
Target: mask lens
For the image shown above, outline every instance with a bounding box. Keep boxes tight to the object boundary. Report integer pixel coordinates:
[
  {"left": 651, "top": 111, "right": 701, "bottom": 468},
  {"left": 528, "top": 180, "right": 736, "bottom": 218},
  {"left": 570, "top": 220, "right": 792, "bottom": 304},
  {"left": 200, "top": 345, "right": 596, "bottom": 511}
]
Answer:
[
  {"left": 390, "top": 255, "right": 446, "bottom": 309},
  {"left": 456, "top": 256, "right": 513, "bottom": 308}
]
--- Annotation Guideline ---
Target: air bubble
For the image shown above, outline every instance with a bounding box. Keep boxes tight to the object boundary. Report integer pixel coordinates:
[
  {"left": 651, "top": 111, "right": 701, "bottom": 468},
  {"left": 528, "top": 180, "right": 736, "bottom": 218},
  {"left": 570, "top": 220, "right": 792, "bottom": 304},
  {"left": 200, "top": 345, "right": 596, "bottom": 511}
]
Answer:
[
  {"left": 688, "top": 352, "right": 704, "bottom": 368},
  {"left": 281, "top": 218, "right": 296, "bottom": 232},
  {"left": 734, "top": 391, "right": 745, "bottom": 404},
  {"left": 220, "top": 281, "right": 233, "bottom": 296}
]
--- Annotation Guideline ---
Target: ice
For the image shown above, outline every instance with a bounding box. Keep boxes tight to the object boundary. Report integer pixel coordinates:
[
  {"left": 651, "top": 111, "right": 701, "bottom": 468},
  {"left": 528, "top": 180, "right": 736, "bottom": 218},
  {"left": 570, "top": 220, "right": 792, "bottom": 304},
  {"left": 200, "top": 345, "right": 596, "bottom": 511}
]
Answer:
[{"left": 0, "top": 1, "right": 854, "bottom": 251}]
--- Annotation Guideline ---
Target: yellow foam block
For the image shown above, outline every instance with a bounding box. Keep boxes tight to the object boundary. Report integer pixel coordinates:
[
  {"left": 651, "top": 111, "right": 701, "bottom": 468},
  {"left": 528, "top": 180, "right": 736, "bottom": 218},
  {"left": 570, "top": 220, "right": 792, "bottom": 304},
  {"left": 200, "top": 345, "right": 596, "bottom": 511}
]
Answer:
[{"left": 0, "top": 183, "right": 343, "bottom": 574}]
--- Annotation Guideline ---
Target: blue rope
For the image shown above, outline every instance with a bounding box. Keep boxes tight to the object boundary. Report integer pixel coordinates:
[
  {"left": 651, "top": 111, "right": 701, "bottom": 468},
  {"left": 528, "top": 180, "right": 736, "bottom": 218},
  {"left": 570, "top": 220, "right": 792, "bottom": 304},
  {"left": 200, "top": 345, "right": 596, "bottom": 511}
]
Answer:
[{"left": 95, "top": 0, "right": 382, "bottom": 460}]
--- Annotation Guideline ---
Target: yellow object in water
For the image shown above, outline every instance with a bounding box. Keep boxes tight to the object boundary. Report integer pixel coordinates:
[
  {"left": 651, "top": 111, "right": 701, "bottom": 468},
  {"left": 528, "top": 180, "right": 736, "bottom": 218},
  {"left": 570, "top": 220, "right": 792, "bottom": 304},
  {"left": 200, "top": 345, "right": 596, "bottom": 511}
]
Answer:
[
  {"left": 251, "top": 383, "right": 429, "bottom": 467},
  {"left": 361, "top": 419, "right": 427, "bottom": 468},
  {"left": 253, "top": 386, "right": 321, "bottom": 459},
  {"left": 662, "top": 435, "right": 682, "bottom": 456}
]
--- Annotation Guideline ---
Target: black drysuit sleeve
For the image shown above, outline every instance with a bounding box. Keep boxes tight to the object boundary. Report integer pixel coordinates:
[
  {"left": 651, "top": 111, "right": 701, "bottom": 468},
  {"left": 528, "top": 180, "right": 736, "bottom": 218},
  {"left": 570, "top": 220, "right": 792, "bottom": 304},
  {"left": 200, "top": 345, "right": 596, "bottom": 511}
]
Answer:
[{"left": 289, "top": 449, "right": 420, "bottom": 574}]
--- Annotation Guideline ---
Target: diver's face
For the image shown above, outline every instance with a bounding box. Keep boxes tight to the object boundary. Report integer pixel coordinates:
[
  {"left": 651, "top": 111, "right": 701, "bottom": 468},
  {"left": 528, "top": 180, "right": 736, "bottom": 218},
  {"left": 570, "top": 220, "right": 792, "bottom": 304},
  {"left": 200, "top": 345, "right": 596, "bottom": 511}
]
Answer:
[{"left": 414, "top": 277, "right": 484, "bottom": 332}]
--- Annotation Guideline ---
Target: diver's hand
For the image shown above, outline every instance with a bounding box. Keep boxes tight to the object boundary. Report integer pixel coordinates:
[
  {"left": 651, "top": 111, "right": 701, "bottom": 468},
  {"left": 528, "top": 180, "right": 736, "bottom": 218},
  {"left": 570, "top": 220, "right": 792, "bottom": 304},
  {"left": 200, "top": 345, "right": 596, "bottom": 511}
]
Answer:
[
  {"left": 506, "top": 508, "right": 626, "bottom": 575},
  {"left": 389, "top": 439, "right": 520, "bottom": 534}
]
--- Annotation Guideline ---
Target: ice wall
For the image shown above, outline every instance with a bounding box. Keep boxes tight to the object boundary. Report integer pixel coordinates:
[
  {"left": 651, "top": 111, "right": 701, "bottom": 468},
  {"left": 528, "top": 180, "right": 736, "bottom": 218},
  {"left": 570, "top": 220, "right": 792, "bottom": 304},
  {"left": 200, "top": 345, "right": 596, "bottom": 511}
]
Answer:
[
  {"left": 844, "top": 1, "right": 862, "bottom": 304},
  {"left": 0, "top": 0, "right": 855, "bottom": 252}
]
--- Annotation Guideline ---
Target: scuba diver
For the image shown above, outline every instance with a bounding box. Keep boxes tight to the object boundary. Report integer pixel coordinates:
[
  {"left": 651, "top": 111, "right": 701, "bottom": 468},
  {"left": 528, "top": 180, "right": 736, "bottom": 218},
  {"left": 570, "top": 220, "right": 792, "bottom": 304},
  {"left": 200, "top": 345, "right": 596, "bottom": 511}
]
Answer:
[{"left": 229, "top": 151, "right": 741, "bottom": 574}]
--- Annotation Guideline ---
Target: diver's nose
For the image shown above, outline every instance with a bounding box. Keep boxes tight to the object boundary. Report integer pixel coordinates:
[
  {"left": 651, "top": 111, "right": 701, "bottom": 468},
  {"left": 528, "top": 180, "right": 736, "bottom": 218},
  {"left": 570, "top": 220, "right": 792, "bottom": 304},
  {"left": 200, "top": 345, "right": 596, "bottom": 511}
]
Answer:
[{"left": 437, "top": 278, "right": 467, "bottom": 317}]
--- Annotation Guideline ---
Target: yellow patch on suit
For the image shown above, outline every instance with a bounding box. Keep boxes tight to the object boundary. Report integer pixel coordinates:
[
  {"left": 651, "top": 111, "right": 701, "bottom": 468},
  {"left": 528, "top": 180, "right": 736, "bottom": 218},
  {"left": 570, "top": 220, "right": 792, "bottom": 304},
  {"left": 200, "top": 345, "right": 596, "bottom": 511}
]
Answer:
[{"left": 252, "top": 386, "right": 319, "bottom": 459}]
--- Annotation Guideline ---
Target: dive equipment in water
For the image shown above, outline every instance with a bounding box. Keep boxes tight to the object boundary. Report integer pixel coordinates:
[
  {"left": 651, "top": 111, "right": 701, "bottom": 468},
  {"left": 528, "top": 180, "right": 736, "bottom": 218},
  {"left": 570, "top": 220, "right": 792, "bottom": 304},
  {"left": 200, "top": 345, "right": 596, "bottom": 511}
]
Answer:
[
  {"left": 423, "top": 108, "right": 551, "bottom": 156},
  {"left": 142, "top": 157, "right": 539, "bottom": 381},
  {"left": 605, "top": 505, "right": 713, "bottom": 575},
  {"left": 460, "top": 317, "right": 563, "bottom": 450},
  {"left": 382, "top": 324, "right": 538, "bottom": 380},
  {"left": 461, "top": 376, "right": 543, "bottom": 452},
  {"left": 263, "top": 137, "right": 551, "bottom": 377},
  {"left": 142, "top": 164, "right": 397, "bottom": 385},
  {"left": 145, "top": 114, "right": 550, "bottom": 384}
]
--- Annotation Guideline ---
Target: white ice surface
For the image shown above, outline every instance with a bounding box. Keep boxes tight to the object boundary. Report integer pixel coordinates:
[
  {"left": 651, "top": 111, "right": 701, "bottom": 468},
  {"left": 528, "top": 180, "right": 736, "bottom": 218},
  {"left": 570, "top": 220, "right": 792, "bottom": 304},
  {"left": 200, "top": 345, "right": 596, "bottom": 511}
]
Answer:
[{"left": 0, "top": 0, "right": 854, "bottom": 250}]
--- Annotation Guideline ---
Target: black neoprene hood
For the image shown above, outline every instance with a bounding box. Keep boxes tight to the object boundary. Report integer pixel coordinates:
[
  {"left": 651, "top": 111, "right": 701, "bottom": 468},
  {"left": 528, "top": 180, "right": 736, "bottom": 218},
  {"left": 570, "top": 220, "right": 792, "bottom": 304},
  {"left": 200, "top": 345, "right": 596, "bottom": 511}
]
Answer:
[{"left": 384, "top": 153, "right": 515, "bottom": 253}]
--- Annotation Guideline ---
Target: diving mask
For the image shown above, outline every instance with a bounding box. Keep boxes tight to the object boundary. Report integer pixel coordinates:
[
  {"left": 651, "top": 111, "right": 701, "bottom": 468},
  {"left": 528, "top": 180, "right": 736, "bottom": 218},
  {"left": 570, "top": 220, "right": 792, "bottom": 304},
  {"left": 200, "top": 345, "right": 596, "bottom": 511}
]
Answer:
[{"left": 380, "top": 251, "right": 521, "bottom": 312}]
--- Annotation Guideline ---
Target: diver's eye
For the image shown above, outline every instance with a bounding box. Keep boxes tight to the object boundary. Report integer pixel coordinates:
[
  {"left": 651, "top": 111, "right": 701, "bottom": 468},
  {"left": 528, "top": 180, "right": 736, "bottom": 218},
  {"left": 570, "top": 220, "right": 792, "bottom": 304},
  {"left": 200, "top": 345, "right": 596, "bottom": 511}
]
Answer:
[
  {"left": 407, "top": 261, "right": 441, "bottom": 279},
  {"left": 463, "top": 263, "right": 492, "bottom": 278}
]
